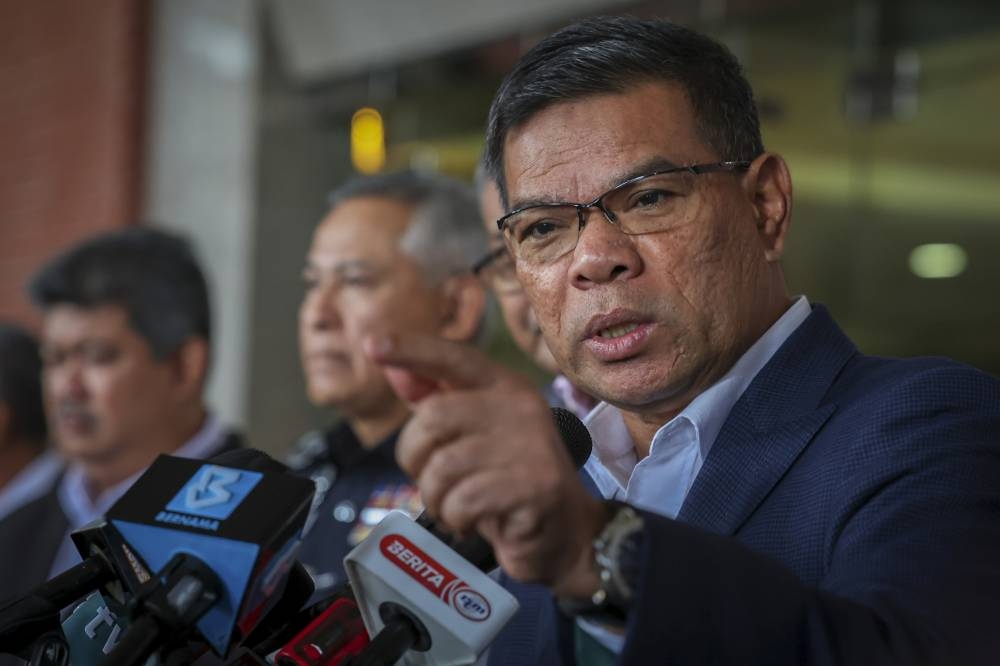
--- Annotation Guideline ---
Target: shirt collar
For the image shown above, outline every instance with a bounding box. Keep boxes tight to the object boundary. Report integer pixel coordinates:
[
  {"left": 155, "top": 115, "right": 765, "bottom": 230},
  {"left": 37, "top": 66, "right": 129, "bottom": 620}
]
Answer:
[
  {"left": 325, "top": 421, "right": 401, "bottom": 471},
  {"left": 550, "top": 374, "right": 599, "bottom": 420},
  {"left": 57, "top": 413, "right": 227, "bottom": 529},
  {"left": 0, "top": 450, "right": 64, "bottom": 520},
  {"left": 584, "top": 296, "right": 812, "bottom": 485},
  {"left": 676, "top": 295, "right": 812, "bottom": 460}
]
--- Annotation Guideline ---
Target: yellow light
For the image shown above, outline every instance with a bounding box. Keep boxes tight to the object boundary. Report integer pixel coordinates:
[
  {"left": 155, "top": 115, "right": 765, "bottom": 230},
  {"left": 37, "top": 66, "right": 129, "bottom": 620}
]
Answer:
[
  {"left": 908, "top": 243, "right": 968, "bottom": 279},
  {"left": 351, "top": 107, "right": 386, "bottom": 174}
]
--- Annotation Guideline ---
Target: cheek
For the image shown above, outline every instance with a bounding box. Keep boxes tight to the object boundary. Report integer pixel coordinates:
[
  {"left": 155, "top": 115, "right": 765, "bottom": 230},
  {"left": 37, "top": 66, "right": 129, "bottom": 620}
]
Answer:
[
  {"left": 519, "top": 270, "right": 565, "bottom": 343},
  {"left": 83, "top": 369, "right": 137, "bottom": 425},
  {"left": 677, "top": 222, "right": 759, "bottom": 340},
  {"left": 298, "top": 298, "right": 313, "bottom": 331},
  {"left": 96, "top": 364, "right": 170, "bottom": 408}
]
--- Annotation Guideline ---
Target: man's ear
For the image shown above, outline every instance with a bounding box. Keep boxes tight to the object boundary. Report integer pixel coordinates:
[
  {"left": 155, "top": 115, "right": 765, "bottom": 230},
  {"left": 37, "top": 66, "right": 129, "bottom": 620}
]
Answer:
[
  {"left": 746, "top": 152, "right": 793, "bottom": 262},
  {"left": 438, "top": 273, "right": 488, "bottom": 344},
  {"left": 168, "top": 337, "right": 210, "bottom": 401}
]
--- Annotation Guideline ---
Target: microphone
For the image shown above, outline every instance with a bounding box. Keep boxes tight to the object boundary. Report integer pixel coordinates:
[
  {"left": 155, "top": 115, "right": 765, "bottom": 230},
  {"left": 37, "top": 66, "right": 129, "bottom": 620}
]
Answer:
[
  {"left": 95, "top": 449, "right": 315, "bottom": 664},
  {"left": 0, "top": 449, "right": 316, "bottom": 665},
  {"left": 227, "top": 561, "right": 317, "bottom": 662},
  {"left": 0, "top": 553, "right": 115, "bottom": 659},
  {"left": 263, "top": 408, "right": 592, "bottom": 666},
  {"left": 345, "top": 408, "right": 593, "bottom": 666},
  {"left": 273, "top": 591, "right": 369, "bottom": 666},
  {"left": 416, "top": 406, "right": 593, "bottom": 572}
]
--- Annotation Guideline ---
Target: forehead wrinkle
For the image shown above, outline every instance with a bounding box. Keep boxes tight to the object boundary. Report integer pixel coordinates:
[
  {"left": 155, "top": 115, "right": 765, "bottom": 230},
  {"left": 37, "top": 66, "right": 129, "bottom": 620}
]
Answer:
[
  {"left": 509, "top": 153, "right": 686, "bottom": 210},
  {"left": 507, "top": 152, "right": 581, "bottom": 210}
]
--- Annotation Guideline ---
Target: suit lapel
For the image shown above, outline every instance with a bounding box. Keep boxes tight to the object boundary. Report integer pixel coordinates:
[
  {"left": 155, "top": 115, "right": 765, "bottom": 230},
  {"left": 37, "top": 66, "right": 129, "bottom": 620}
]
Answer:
[
  {"left": 678, "top": 305, "right": 854, "bottom": 535},
  {"left": 678, "top": 400, "right": 835, "bottom": 535}
]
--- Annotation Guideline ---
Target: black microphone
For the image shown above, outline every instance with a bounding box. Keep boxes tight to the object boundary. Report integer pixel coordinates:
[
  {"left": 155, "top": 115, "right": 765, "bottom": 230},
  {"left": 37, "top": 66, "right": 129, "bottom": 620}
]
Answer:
[
  {"left": 0, "top": 553, "right": 115, "bottom": 659},
  {"left": 228, "top": 561, "right": 317, "bottom": 661},
  {"left": 0, "top": 449, "right": 315, "bottom": 666},
  {"left": 300, "top": 408, "right": 592, "bottom": 666},
  {"left": 93, "top": 448, "right": 315, "bottom": 664}
]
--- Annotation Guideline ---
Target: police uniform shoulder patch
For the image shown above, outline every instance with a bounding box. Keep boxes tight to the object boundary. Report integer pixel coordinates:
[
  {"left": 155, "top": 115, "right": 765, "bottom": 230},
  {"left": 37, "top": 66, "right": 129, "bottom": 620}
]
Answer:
[{"left": 346, "top": 483, "right": 423, "bottom": 546}]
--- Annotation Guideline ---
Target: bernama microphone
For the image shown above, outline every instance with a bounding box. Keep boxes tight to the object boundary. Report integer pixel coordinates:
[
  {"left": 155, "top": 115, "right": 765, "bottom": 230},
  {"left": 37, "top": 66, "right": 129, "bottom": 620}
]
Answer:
[
  {"left": 0, "top": 449, "right": 315, "bottom": 665},
  {"left": 275, "top": 407, "right": 593, "bottom": 666}
]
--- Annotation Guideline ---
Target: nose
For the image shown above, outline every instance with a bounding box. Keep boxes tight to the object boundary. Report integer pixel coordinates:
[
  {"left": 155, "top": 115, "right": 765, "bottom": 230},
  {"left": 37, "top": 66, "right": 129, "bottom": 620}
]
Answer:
[
  {"left": 48, "top": 358, "right": 87, "bottom": 402},
  {"left": 301, "top": 283, "right": 342, "bottom": 332},
  {"left": 569, "top": 208, "right": 643, "bottom": 289}
]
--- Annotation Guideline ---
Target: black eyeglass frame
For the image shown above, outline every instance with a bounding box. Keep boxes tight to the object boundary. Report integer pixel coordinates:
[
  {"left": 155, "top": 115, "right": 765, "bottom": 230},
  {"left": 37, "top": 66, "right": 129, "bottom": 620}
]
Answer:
[
  {"left": 471, "top": 245, "right": 509, "bottom": 276},
  {"left": 495, "top": 160, "right": 752, "bottom": 234}
]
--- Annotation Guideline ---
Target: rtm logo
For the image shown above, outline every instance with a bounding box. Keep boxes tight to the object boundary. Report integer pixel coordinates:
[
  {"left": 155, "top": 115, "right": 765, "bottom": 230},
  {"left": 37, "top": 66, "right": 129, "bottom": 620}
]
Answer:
[
  {"left": 453, "top": 588, "right": 491, "bottom": 622},
  {"left": 165, "top": 464, "right": 263, "bottom": 521},
  {"left": 379, "top": 534, "right": 492, "bottom": 622}
]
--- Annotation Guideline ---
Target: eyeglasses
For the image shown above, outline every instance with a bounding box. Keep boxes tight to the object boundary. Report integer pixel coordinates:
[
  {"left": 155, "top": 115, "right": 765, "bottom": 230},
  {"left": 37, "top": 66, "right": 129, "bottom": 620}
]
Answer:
[
  {"left": 472, "top": 243, "right": 522, "bottom": 294},
  {"left": 496, "top": 161, "right": 750, "bottom": 265}
]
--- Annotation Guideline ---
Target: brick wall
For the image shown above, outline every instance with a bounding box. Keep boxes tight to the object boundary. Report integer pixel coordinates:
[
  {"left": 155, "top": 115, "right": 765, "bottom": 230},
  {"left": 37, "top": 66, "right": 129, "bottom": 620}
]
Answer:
[{"left": 0, "top": 0, "right": 146, "bottom": 327}]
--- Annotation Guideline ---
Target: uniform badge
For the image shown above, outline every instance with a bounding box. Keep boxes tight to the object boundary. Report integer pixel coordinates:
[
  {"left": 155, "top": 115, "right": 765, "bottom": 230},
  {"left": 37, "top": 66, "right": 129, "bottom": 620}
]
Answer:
[
  {"left": 346, "top": 483, "right": 423, "bottom": 546},
  {"left": 302, "top": 463, "right": 337, "bottom": 538}
]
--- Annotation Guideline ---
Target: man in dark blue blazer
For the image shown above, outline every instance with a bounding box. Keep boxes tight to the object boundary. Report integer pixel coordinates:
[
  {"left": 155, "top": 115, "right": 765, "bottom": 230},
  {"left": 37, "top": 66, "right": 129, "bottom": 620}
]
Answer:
[{"left": 366, "top": 16, "right": 1000, "bottom": 666}]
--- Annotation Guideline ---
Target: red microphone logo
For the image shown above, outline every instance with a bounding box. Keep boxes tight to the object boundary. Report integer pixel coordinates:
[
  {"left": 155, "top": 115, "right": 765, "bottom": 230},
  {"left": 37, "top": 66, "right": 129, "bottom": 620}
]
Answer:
[{"left": 379, "top": 535, "right": 492, "bottom": 621}]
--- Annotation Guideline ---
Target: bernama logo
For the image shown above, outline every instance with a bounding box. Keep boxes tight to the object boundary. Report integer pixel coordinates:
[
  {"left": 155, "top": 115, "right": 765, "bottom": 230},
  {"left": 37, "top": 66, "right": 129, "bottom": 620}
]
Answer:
[{"left": 380, "top": 534, "right": 492, "bottom": 622}]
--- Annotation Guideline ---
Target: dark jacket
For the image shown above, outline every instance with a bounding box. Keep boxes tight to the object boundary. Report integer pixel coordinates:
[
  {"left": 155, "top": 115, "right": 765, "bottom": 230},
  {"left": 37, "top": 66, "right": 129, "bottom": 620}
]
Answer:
[
  {"left": 290, "top": 422, "right": 419, "bottom": 604},
  {"left": 490, "top": 305, "right": 1000, "bottom": 666}
]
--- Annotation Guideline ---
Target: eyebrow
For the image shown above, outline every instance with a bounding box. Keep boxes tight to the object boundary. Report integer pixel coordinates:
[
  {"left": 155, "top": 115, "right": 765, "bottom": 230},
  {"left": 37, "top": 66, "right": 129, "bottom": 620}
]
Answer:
[{"left": 506, "top": 155, "right": 683, "bottom": 211}]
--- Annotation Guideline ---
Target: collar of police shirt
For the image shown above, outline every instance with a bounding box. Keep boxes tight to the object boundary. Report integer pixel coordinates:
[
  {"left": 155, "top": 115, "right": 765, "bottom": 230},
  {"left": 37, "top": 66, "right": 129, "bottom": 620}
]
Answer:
[
  {"left": 576, "top": 295, "right": 811, "bottom": 655},
  {"left": 328, "top": 420, "right": 401, "bottom": 471}
]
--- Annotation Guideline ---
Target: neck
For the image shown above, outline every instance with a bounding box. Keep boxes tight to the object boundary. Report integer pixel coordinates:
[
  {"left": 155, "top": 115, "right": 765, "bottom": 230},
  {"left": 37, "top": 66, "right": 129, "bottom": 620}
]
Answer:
[
  {"left": 347, "top": 401, "right": 411, "bottom": 450},
  {"left": 81, "top": 405, "right": 208, "bottom": 498},
  {"left": 0, "top": 439, "right": 44, "bottom": 489}
]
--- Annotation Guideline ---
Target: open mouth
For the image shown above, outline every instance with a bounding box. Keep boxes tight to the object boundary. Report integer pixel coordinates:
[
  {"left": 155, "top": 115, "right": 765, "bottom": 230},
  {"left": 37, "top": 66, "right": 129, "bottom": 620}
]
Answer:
[
  {"left": 582, "top": 311, "right": 654, "bottom": 362},
  {"left": 597, "top": 323, "right": 641, "bottom": 339}
]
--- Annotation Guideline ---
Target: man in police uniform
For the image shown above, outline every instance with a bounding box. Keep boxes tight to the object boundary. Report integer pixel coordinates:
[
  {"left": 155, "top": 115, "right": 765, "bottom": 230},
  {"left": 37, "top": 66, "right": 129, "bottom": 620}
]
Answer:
[{"left": 290, "top": 170, "right": 488, "bottom": 597}]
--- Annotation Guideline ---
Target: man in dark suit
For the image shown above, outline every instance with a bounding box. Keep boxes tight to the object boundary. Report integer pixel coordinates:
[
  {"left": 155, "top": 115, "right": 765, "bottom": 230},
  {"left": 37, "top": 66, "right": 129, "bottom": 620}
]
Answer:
[
  {"left": 0, "top": 228, "right": 242, "bottom": 612},
  {"left": 364, "top": 16, "right": 1000, "bottom": 666}
]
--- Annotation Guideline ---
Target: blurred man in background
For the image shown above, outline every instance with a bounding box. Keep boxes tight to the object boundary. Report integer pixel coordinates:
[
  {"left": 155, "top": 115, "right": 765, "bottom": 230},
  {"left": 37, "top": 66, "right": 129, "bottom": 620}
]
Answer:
[
  {"left": 474, "top": 167, "right": 595, "bottom": 420},
  {"left": 0, "top": 227, "right": 242, "bottom": 599},
  {"left": 0, "top": 322, "right": 59, "bottom": 521},
  {"left": 289, "top": 170, "right": 487, "bottom": 598}
]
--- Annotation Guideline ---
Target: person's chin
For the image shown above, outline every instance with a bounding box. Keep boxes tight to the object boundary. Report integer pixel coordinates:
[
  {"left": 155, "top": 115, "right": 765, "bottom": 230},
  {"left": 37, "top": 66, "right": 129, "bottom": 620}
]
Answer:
[
  {"left": 308, "top": 384, "right": 353, "bottom": 408},
  {"left": 59, "top": 437, "right": 119, "bottom": 465}
]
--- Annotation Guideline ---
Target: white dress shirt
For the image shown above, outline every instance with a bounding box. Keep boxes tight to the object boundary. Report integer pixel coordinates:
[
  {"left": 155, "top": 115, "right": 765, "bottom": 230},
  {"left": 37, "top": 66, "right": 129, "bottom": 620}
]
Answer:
[{"left": 579, "top": 296, "right": 812, "bottom": 652}]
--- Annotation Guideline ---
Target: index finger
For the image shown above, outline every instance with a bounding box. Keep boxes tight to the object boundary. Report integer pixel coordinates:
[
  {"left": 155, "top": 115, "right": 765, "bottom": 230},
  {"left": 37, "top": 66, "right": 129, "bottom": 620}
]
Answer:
[{"left": 364, "top": 332, "right": 501, "bottom": 394}]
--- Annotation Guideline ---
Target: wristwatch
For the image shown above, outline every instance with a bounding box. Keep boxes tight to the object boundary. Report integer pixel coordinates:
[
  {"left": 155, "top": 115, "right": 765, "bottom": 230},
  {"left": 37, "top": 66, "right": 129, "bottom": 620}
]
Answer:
[{"left": 560, "top": 500, "right": 645, "bottom": 622}]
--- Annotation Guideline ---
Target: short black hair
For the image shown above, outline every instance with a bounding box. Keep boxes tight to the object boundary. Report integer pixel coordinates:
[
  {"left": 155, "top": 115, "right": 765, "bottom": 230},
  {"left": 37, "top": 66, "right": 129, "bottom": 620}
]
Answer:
[
  {"left": 28, "top": 227, "right": 211, "bottom": 359},
  {"left": 484, "top": 16, "right": 764, "bottom": 204},
  {"left": 0, "top": 322, "right": 47, "bottom": 445}
]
